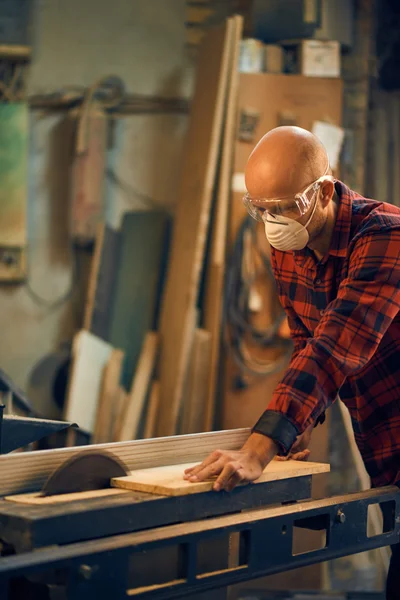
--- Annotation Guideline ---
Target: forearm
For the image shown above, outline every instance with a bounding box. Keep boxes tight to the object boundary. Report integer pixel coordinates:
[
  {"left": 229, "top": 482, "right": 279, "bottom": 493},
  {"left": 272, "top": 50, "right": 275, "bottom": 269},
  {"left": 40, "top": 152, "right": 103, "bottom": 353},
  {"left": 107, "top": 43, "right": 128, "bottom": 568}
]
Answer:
[{"left": 241, "top": 432, "right": 279, "bottom": 467}]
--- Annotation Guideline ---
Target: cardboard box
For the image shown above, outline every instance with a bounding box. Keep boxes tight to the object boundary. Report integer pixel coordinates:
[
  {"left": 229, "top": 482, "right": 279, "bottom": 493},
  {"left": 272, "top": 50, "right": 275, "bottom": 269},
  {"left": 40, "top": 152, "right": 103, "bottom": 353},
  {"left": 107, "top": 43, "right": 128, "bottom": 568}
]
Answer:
[
  {"left": 239, "top": 38, "right": 264, "bottom": 73},
  {"left": 284, "top": 39, "right": 341, "bottom": 77},
  {"left": 264, "top": 44, "right": 283, "bottom": 74}
]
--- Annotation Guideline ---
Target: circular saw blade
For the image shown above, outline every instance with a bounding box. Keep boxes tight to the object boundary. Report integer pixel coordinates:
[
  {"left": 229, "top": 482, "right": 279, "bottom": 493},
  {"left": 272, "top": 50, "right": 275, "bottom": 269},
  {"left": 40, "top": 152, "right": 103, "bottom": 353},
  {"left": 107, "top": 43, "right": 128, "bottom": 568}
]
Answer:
[{"left": 41, "top": 450, "right": 128, "bottom": 497}]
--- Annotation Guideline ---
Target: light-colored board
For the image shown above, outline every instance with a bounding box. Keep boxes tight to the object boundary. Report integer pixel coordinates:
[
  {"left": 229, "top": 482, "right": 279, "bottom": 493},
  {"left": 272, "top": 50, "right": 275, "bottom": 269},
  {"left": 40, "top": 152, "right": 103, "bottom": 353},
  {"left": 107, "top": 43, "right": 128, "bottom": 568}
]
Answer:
[
  {"left": 112, "top": 459, "right": 330, "bottom": 497},
  {"left": 203, "top": 15, "right": 243, "bottom": 432},
  {"left": 83, "top": 221, "right": 105, "bottom": 331},
  {"left": 64, "top": 330, "right": 113, "bottom": 433},
  {"left": 118, "top": 332, "right": 158, "bottom": 441},
  {"left": 93, "top": 348, "right": 125, "bottom": 444},
  {"left": 5, "top": 487, "right": 130, "bottom": 506},
  {"left": 181, "top": 329, "right": 212, "bottom": 434},
  {"left": 156, "top": 18, "right": 235, "bottom": 438},
  {"left": 338, "top": 399, "right": 390, "bottom": 571},
  {"left": 144, "top": 381, "right": 160, "bottom": 439}
]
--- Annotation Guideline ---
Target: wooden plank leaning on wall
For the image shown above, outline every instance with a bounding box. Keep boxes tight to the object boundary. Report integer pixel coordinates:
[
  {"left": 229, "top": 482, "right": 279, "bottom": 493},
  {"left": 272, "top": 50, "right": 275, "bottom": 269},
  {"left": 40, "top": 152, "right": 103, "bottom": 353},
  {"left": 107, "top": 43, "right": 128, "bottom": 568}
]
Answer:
[{"left": 155, "top": 17, "right": 236, "bottom": 437}]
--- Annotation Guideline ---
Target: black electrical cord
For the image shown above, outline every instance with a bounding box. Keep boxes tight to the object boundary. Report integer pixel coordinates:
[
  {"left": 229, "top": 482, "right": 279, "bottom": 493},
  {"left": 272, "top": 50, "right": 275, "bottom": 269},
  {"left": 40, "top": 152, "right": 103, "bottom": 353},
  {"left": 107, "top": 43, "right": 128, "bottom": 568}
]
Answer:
[{"left": 222, "top": 215, "right": 293, "bottom": 382}]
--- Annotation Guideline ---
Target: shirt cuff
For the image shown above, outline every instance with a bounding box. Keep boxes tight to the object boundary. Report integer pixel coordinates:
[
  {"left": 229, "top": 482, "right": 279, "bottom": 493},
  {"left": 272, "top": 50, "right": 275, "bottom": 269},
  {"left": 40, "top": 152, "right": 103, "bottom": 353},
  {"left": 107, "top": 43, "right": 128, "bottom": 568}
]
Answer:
[{"left": 251, "top": 410, "right": 299, "bottom": 455}]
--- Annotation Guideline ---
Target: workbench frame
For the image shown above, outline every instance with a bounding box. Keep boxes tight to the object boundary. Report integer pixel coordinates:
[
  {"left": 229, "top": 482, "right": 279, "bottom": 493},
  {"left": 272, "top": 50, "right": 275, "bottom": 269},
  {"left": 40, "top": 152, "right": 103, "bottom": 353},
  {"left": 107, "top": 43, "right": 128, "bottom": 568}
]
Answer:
[{"left": 0, "top": 486, "right": 398, "bottom": 600}]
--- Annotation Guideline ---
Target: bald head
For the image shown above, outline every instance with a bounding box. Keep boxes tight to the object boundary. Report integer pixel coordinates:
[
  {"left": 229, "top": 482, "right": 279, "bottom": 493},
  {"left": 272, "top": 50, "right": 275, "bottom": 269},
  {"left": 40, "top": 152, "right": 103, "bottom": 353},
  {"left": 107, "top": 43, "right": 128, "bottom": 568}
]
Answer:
[{"left": 245, "top": 126, "right": 329, "bottom": 199}]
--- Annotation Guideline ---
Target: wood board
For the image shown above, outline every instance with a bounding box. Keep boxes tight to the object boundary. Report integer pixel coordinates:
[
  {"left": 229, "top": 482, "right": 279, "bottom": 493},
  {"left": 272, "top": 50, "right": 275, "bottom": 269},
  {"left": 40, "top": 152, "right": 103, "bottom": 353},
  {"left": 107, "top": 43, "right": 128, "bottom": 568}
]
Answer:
[
  {"left": 181, "top": 329, "right": 212, "bottom": 434},
  {"left": 117, "top": 332, "right": 159, "bottom": 441},
  {"left": 64, "top": 330, "right": 113, "bottom": 433},
  {"left": 5, "top": 487, "right": 130, "bottom": 506},
  {"left": 203, "top": 15, "right": 243, "bottom": 432},
  {"left": 112, "top": 459, "right": 330, "bottom": 497},
  {"left": 156, "top": 17, "right": 235, "bottom": 437}
]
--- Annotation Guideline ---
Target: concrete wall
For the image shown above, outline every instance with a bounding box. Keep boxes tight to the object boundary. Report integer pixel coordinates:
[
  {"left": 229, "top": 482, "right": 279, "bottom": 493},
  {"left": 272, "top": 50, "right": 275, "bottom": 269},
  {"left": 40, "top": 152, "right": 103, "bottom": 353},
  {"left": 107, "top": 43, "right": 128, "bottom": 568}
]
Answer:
[{"left": 0, "top": 0, "right": 192, "bottom": 415}]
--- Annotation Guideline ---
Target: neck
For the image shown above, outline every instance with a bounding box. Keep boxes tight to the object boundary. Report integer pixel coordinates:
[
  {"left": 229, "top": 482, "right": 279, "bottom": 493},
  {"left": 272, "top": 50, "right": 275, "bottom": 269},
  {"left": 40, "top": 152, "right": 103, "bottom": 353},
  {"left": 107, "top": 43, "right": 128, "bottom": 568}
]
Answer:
[{"left": 308, "top": 193, "right": 339, "bottom": 261}]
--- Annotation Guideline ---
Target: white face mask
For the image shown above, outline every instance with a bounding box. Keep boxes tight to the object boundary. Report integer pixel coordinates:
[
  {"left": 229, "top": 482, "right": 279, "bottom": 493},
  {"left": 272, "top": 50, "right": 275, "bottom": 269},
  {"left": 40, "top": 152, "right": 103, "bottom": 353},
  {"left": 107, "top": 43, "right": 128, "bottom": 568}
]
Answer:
[{"left": 263, "top": 194, "right": 319, "bottom": 252}]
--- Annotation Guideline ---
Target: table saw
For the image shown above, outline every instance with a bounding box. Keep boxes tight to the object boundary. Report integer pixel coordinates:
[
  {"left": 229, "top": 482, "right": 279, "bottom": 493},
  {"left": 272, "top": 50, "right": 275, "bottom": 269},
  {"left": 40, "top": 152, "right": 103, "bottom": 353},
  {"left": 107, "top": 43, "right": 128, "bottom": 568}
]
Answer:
[{"left": 0, "top": 411, "right": 398, "bottom": 600}]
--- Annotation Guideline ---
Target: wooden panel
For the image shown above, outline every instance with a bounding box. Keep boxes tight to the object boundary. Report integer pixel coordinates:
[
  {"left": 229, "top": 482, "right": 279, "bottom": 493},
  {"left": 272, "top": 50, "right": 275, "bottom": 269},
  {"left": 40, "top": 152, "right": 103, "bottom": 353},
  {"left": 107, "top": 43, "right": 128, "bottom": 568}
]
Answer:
[
  {"left": 0, "top": 103, "right": 28, "bottom": 282},
  {"left": 108, "top": 211, "right": 169, "bottom": 389},
  {"left": 92, "top": 348, "right": 124, "bottom": 444},
  {"left": 112, "top": 459, "right": 329, "bottom": 497},
  {"left": 223, "top": 73, "right": 344, "bottom": 433},
  {"left": 203, "top": 15, "right": 243, "bottom": 432},
  {"left": 118, "top": 332, "right": 159, "bottom": 442},
  {"left": 64, "top": 330, "right": 113, "bottom": 434},
  {"left": 157, "top": 18, "right": 234, "bottom": 437}
]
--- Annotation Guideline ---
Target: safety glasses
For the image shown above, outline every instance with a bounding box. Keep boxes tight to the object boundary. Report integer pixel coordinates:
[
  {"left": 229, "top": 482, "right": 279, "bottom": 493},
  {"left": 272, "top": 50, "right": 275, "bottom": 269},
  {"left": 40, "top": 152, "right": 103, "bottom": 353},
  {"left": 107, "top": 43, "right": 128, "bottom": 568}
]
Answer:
[{"left": 243, "top": 169, "right": 332, "bottom": 222}]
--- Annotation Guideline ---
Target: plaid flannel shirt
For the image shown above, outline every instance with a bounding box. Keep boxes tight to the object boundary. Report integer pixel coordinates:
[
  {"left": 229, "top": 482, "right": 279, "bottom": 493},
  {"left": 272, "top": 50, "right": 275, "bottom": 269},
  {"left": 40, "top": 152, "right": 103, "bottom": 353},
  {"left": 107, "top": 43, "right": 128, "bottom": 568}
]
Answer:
[{"left": 252, "top": 181, "right": 400, "bottom": 487}]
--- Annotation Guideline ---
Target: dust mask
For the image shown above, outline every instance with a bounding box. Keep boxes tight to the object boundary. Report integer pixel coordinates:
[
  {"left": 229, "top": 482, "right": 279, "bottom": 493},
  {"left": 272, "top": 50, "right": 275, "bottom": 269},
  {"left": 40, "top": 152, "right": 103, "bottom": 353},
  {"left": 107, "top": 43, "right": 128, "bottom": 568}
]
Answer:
[{"left": 263, "top": 194, "right": 319, "bottom": 252}]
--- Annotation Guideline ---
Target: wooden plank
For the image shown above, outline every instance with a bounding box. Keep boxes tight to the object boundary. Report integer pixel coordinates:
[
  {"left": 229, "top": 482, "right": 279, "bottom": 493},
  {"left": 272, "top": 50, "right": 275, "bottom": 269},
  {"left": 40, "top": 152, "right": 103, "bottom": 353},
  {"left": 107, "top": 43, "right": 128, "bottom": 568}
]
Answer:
[
  {"left": 156, "top": 17, "right": 235, "bottom": 437},
  {"left": 108, "top": 211, "right": 169, "bottom": 389},
  {"left": 112, "top": 387, "right": 130, "bottom": 442},
  {"left": 70, "top": 107, "right": 108, "bottom": 245},
  {"left": 118, "top": 332, "right": 159, "bottom": 442},
  {"left": 4, "top": 488, "right": 130, "bottom": 506},
  {"left": 92, "top": 348, "right": 125, "bottom": 444},
  {"left": 112, "top": 459, "right": 330, "bottom": 497},
  {"left": 203, "top": 15, "right": 243, "bottom": 432},
  {"left": 181, "top": 329, "right": 212, "bottom": 434},
  {"left": 143, "top": 381, "right": 160, "bottom": 439},
  {"left": 64, "top": 330, "right": 113, "bottom": 434}
]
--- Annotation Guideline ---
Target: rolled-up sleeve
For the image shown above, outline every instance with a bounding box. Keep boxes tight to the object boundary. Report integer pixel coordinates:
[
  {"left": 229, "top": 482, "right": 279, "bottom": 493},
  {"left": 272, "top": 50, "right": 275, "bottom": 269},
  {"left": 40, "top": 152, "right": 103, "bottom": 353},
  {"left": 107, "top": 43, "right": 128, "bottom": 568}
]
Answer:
[{"left": 253, "top": 231, "right": 400, "bottom": 454}]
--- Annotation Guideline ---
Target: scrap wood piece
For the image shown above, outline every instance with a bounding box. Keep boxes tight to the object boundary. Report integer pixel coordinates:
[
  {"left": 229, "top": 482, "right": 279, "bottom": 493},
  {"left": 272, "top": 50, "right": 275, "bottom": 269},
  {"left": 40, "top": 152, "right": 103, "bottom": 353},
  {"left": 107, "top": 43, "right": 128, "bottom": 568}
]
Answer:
[
  {"left": 64, "top": 330, "right": 113, "bottom": 434},
  {"left": 93, "top": 348, "right": 125, "bottom": 444},
  {"left": 118, "top": 332, "right": 159, "bottom": 442},
  {"left": 203, "top": 14, "right": 243, "bottom": 432},
  {"left": 156, "top": 16, "right": 235, "bottom": 438},
  {"left": 111, "top": 459, "right": 330, "bottom": 497}
]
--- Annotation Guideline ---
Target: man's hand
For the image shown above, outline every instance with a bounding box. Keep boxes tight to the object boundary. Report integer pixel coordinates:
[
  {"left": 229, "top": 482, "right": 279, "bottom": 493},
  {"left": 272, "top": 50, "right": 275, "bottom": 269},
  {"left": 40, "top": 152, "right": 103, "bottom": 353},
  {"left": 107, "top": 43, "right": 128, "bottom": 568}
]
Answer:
[{"left": 183, "top": 432, "right": 278, "bottom": 492}]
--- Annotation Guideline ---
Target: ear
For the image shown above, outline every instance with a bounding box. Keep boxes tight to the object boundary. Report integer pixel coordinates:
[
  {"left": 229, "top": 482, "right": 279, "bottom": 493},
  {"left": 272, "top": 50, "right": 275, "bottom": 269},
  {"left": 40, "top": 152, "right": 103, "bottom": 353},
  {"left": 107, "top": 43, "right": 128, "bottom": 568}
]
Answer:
[{"left": 319, "top": 179, "right": 335, "bottom": 209}]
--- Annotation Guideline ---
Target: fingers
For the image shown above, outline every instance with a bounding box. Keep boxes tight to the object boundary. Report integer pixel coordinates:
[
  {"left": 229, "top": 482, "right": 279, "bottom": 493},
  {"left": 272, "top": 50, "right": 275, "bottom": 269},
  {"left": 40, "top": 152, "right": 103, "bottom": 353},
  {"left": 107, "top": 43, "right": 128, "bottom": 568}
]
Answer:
[
  {"left": 183, "top": 451, "right": 224, "bottom": 480},
  {"left": 214, "top": 463, "right": 246, "bottom": 492},
  {"left": 290, "top": 449, "right": 310, "bottom": 461},
  {"left": 275, "top": 449, "right": 311, "bottom": 462}
]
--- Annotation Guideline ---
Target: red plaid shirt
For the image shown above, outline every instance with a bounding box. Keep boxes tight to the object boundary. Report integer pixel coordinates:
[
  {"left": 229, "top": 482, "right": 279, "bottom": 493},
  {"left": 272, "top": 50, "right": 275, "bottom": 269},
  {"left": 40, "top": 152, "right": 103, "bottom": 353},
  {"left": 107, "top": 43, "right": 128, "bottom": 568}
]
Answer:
[{"left": 252, "top": 181, "right": 400, "bottom": 487}]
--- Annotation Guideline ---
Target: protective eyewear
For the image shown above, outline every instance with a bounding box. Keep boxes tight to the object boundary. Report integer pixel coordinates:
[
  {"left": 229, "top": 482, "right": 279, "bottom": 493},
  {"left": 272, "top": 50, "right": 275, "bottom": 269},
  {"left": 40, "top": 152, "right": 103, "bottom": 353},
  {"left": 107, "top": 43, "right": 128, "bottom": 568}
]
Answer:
[{"left": 243, "top": 169, "right": 332, "bottom": 222}]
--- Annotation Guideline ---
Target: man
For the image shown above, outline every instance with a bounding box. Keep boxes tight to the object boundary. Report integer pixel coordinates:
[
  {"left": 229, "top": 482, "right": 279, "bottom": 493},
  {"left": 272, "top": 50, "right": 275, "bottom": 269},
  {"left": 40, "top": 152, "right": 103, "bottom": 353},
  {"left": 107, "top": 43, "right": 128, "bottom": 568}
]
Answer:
[{"left": 183, "top": 126, "right": 400, "bottom": 598}]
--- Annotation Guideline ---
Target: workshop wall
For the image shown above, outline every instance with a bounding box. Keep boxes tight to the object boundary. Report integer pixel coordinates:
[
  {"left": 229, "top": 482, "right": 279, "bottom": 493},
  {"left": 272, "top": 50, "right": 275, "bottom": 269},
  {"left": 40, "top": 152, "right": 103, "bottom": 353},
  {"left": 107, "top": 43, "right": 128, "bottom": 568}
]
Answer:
[{"left": 0, "top": 0, "right": 192, "bottom": 415}]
